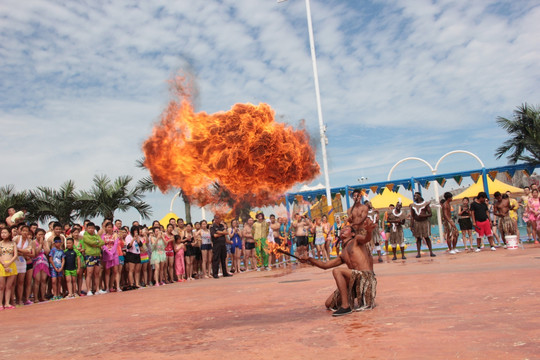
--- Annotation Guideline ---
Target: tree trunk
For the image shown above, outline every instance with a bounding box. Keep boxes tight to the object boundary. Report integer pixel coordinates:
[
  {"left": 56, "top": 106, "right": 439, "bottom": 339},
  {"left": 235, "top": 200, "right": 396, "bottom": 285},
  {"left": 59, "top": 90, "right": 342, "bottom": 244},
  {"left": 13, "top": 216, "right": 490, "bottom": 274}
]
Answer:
[{"left": 182, "top": 193, "right": 192, "bottom": 224}]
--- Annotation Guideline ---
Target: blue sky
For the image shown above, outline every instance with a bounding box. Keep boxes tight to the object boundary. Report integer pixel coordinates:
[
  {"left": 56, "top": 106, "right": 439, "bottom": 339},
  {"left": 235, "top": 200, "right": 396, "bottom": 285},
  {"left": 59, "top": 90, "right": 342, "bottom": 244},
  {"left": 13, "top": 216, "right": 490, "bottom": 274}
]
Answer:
[{"left": 1, "top": 0, "right": 539, "bottom": 223}]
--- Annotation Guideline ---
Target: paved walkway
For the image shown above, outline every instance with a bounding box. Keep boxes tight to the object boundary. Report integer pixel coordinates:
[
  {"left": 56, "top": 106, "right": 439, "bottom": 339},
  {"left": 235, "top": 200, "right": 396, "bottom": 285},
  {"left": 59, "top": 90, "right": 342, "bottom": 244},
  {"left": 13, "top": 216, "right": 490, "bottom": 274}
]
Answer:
[{"left": 2, "top": 245, "right": 539, "bottom": 359}]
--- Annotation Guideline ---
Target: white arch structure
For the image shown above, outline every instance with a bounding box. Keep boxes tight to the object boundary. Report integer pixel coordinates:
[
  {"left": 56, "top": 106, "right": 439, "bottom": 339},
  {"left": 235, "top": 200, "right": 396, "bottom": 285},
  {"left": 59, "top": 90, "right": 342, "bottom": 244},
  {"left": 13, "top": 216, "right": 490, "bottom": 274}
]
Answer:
[
  {"left": 387, "top": 150, "right": 485, "bottom": 244},
  {"left": 169, "top": 192, "right": 206, "bottom": 220}
]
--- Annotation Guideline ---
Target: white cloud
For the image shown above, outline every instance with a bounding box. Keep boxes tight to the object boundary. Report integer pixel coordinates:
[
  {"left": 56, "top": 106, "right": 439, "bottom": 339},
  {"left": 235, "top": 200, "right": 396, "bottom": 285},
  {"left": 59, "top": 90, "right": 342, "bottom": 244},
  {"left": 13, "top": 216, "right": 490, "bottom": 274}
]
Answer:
[{"left": 1, "top": 0, "right": 538, "bottom": 222}]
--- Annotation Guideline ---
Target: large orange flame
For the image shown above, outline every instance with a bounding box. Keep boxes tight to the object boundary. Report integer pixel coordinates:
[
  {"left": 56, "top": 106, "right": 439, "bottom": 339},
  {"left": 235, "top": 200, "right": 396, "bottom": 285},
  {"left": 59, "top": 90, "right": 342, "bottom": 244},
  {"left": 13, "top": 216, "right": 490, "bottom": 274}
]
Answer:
[{"left": 142, "top": 84, "right": 320, "bottom": 213}]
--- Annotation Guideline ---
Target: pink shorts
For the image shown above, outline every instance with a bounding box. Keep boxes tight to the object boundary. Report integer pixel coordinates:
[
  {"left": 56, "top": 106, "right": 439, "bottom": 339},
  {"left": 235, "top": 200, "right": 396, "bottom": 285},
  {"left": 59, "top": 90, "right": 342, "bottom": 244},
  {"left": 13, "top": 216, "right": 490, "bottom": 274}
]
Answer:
[{"left": 475, "top": 219, "right": 492, "bottom": 237}]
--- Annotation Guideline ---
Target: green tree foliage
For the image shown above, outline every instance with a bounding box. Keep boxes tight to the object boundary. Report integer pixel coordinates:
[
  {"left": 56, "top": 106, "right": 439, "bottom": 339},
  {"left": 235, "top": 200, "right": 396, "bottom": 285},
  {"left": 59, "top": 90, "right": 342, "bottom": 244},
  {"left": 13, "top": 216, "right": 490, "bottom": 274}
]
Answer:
[
  {"left": 495, "top": 103, "right": 540, "bottom": 164},
  {"left": 79, "top": 175, "right": 152, "bottom": 220},
  {"left": 0, "top": 185, "right": 34, "bottom": 222},
  {"left": 31, "top": 180, "right": 81, "bottom": 225}
]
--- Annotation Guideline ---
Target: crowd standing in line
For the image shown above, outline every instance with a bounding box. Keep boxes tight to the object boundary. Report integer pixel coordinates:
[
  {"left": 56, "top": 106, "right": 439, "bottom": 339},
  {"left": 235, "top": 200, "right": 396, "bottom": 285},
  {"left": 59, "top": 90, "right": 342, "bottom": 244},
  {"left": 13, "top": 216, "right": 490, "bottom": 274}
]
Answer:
[{"left": 0, "top": 186, "right": 536, "bottom": 310}]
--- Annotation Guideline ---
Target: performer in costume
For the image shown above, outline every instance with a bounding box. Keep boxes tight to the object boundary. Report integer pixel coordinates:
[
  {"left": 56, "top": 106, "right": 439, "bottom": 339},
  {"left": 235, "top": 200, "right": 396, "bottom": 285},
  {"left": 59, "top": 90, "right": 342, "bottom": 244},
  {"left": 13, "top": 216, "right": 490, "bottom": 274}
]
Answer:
[
  {"left": 299, "top": 224, "right": 377, "bottom": 317},
  {"left": 366, "top": 201, "right": 383, "bottom": 263},
  {"left": 387, "top": 201, "right": 407, "bottom": 260},
  {"left": 410, "top": 192, "right": 436, "bottom": 258}
]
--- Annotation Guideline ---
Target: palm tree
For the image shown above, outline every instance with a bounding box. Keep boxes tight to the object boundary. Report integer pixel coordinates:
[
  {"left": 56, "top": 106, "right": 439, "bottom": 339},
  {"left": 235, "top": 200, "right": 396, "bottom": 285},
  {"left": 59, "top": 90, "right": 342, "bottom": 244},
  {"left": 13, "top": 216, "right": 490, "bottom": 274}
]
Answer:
[
  {"left": 135, "top": 157, "right": 193, "bottom": 223},
  {"left": 31, "top": 180, "right": 81, "bottom": 225},
  {"left": 0, "top": 185, "right": 35, "bottom": 222},
  {"left": 495, "top": 103, "right": 540, "bottom": 164},
  {"left": 79, "top": 175, "right": 152, "bottom": 220}
]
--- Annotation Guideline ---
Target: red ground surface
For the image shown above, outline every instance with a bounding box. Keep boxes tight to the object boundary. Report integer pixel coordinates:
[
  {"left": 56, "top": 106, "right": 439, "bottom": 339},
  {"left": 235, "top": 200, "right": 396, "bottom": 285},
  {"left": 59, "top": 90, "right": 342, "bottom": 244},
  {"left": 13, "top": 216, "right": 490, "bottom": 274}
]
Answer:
[{"left": 1, "top": 245, "right": 539, "bottom": 359}]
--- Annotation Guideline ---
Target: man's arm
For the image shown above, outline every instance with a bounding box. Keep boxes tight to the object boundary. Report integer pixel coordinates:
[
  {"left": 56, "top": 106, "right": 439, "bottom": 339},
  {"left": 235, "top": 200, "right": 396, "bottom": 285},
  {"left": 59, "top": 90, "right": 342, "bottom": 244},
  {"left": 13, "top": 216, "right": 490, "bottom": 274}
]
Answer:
[
  {"left": 424, "top": 205, "right": 432, "bottom": 218},
  {"left": 300, "top": 255, "right": 343, "bottom": 270},
  {"left": 354, "top": 225, "right": 374, "bottom": 246}
]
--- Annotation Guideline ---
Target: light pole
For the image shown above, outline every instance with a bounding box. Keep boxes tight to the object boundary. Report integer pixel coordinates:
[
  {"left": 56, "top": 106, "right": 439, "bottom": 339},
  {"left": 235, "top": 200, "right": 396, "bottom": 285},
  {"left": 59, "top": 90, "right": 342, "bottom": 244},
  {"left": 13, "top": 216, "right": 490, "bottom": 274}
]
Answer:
[{"left": 279, "top": 0, "right": 332, "bottom": 211}]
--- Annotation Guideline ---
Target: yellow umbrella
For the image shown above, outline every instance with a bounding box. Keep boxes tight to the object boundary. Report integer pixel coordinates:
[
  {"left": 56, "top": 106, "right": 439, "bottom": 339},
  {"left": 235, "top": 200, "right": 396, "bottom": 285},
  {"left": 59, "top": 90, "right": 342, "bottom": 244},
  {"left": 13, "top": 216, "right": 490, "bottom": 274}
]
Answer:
[
  {"left": 369, "top": 188, "right": 413, "bottom": 209},
  {"left": 453, "top": 176, "right": 524, "bottom": 200},
  {"left": 159, "top": 212, "right": 180, "bottom": 228}
]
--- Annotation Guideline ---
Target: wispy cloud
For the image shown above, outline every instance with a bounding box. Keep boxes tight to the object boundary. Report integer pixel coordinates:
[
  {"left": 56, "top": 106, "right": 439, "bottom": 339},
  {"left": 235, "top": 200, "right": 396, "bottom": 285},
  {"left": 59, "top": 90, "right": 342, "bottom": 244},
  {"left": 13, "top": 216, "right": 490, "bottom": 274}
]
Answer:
[{"left": 0, "top": 0, "right": 538, "bottom": 221}]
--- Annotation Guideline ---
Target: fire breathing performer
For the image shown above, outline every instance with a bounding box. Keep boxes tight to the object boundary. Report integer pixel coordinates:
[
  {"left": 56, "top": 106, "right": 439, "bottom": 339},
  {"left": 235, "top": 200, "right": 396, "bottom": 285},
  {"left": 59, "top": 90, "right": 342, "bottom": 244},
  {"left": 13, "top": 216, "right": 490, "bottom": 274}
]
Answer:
[{"left": 299, "top": 223, "right": 377, "bottom": 317}]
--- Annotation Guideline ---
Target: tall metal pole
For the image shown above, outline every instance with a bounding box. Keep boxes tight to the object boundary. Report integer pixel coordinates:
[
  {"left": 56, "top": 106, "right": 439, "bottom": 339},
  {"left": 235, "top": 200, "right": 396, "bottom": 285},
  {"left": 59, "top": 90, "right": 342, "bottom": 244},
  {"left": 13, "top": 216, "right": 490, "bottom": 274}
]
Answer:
[{"left": 304, "top": 0, "right": 332, "bottom": 210}]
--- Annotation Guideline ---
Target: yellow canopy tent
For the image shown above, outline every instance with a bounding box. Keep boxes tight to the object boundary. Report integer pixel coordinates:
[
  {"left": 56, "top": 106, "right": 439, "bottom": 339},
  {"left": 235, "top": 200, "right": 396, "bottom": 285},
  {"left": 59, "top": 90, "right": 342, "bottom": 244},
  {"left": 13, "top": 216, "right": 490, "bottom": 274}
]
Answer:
[
  {"left": 305, "top": 194, "right": 343, "bottom": 224},
  {"left": 369, "top": 188, "right": 413, "bottom": 209},
  {"left": 453, "top": 176, "right": 524, "bottom": 200},
  {"left": 159, "top": 212, "right": 180, "bottom": 228}
]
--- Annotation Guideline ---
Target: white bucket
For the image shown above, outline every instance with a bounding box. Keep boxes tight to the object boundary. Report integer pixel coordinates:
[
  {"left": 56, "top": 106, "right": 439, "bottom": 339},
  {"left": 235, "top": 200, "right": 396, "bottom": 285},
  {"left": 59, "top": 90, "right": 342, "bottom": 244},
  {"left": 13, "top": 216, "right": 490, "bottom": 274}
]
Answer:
[{"left": 506, "top": 235, "right": 518, "bottom": 250}]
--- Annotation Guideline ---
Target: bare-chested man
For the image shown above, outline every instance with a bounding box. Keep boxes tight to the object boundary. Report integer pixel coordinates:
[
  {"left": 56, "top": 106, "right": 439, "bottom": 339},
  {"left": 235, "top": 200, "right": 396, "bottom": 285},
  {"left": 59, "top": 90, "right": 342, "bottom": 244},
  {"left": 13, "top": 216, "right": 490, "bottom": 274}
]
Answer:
[
  {"left": 494, "top": 191, "right": 516, "bottom": 247},
  {"left": 410, "top": 192, "right": 436, "bottom": 258},
  {"left": 291, "top": 213, "right": 310, "bottom": 258},
  {"left": 442, "top": 192, "right": 459, "bottom": 254},
  {"left": 299, "top": 223, "right": 376, "bottom": 317},
  {"left": 242, "top": 218, "right": 256, "bottom": 270},
  {"left": 6, "top": 207, "right": 26, "bottom": 227},
  {"left": 348, "top": 189, "right": 369, "bottom": 235},
  {"left": 366, "top": 201, "right": 383, "bottom": 263},
  {"left": 269, "top": 214, "right": 281, "bottom": 267}
]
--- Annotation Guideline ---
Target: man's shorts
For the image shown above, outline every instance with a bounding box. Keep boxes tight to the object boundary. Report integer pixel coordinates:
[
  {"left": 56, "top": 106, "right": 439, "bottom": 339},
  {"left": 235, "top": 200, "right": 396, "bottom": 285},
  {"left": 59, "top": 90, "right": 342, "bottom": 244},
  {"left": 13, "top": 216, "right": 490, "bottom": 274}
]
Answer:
[
  {"left": 50, "top": 267, "right": 63, "bottom": 278},
  {"left": 64, "top": 269, "right": 77, "bottom": 277},
  {"left": 296, "top": 236, "right": 308, "bottom": 247},
  {"left": 85, "top": 255, "right": 101, "bottom": 267},
  {"left": 475, "top": 219, "right": 492, "bottom": 237}
]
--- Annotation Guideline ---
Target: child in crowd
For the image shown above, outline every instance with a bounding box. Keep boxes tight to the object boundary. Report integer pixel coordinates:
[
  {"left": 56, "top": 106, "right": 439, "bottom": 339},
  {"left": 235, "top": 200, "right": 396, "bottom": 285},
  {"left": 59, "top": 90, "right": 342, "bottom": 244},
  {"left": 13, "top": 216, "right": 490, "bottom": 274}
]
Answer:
[
  {"left": 165, "top": 224, "right": 176, "bottom": 283},
  {"left": 182, "top": 223, "right": 195, "bottom": 281},
  {"left": 140, "top": 226, "right": 150, "bottom": 287},
  {"left": 102, "top": 222, "right": 120, "bottom": 293},
  {"left": 199, "top": 220, "right": 212, "bottom": 279},
  {"left": 32, "top": 228, "right": 50, "bottom": 303},
  {"left": 174, "top": 234, "right": 185, "bottom": 282},
  {"left": 81, "top": 222, "right": 104, "bottom": 296},
  {"left": 64, "top": 238, "right": 81, "bottom": 298},
  {"left": 71, "top": 227, "right": 85, "bottom": 296},
  {"left": 150, "top": 226, "right": 166, "bottom": 286},
  {"left": 125, "top": 225, "right": 142, "bottom": 289},
  {"left": 49, "top": 237, "right": 65, "bottom": 300}
]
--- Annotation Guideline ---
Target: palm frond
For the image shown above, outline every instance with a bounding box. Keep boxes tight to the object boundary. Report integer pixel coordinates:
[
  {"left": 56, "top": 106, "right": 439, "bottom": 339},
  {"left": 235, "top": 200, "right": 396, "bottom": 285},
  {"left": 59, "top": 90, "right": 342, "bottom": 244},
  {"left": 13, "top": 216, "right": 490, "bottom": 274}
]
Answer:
[{"left": 495, "top": 103, "right": 540, "bottom": 164}]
